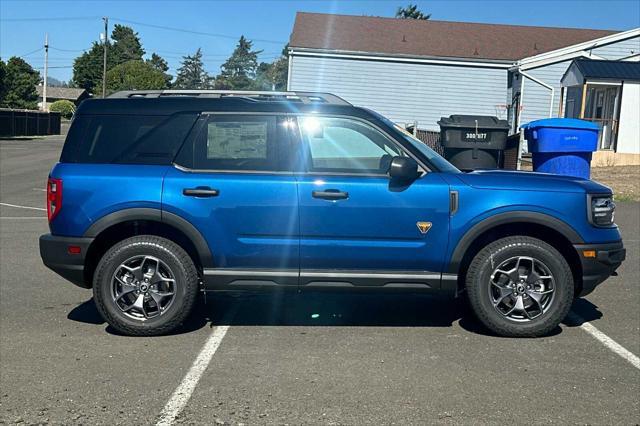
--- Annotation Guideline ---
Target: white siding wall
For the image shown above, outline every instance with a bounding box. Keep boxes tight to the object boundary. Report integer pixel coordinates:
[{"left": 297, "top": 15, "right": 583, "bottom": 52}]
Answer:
[
  {"left": 288, "top": 55, "right": 508, "bottom": 131},
  {"left": 591, "top": 36, "right": 640, "bottom": 60},
  {"left": 519, "top": 60, "right": 571, "bottom": 124},
  {"left": 617, "top": 82, "right": 640, "bottom": 154},
  {"left": 518, "top": 36, "right": 640, "bottom": 125}
]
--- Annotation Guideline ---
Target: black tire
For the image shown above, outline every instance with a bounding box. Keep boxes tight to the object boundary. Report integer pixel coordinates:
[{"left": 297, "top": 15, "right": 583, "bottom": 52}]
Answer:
[
  {"left": 466, "top": 236, "right": 574, "bottom": 337},
  {"left": 93, "top": 235, "right": 199, "bottom": 336}
]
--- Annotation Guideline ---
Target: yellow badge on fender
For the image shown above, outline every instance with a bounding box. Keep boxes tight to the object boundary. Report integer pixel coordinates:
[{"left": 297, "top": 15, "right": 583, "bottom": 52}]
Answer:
[{"left": 417, "top": 221, "right": 432, "bottom": 234}]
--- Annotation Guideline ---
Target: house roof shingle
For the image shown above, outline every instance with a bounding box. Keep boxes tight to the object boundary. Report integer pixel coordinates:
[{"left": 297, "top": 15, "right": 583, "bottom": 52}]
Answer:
[
  {"left": 289, "top": 12, "right": 618, "bottom": 62},
  {"left": 36, "top": 86, "right": 87, "bottom": 100}
]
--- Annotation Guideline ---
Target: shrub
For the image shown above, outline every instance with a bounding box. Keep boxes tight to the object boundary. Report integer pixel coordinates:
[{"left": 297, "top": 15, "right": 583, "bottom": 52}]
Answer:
[{"left": 49, "top": 99, "right": 75, "bottom": 119}]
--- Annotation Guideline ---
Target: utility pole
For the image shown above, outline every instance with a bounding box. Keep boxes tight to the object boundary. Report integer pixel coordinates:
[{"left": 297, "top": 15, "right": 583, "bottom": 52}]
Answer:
[
  {"left": 43, "top": 33, "right": 48, "bottom": 111},
  {"left": 102, "top": 17, "right": 108, "bottom": 98}
]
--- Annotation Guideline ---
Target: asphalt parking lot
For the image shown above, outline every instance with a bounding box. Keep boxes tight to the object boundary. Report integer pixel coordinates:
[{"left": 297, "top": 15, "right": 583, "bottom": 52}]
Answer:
[{"left": 0, "top": 135, "right": 638, "bottom": 425}]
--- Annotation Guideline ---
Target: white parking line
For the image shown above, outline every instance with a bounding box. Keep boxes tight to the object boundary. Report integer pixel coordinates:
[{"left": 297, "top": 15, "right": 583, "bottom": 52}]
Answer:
[
  {"left": 568, "top": 312, "right": 640, "bottom": 370},
  {"left": 0, "top": 202, "right": 46, "bottom": 211},
  {"left": 156, "top": 325, "right": 231, "bottom": 426}
]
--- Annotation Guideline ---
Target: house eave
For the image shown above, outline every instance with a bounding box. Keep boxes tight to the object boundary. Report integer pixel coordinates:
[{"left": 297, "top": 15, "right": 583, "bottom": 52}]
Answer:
[
  {"left": 516, "top": 27, "right": 640, "bottom": 69},
  {"left": 288, "top": 47, "right": 515, "bottom": 69}
]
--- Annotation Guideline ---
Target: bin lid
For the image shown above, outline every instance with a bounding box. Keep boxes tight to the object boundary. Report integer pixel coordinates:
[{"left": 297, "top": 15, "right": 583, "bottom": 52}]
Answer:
[
  {"left": 438, "top": 115, "right": 509, "bottom": 130},
  {"left": 521, "top": 118, "right": 599, "bottom": 131}
]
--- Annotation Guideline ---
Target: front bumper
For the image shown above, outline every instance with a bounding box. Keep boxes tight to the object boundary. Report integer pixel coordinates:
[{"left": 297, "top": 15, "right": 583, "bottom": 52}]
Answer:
[
  {"left": 39, "top": 234, "right": 94, "bottom": 288},
  {"left": 574, "top": 241, "right": 625, "bottom": 296}
]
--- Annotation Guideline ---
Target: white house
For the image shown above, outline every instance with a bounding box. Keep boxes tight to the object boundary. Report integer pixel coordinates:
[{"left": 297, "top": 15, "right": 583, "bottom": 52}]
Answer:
[{"left": 287, "top": 12, "right": 640, "bottom": 162}]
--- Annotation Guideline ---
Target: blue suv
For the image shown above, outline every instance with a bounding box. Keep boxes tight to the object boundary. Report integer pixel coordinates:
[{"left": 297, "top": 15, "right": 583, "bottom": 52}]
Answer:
[{"left": 39, "top": 90, "right": 625, "bottom": 337}]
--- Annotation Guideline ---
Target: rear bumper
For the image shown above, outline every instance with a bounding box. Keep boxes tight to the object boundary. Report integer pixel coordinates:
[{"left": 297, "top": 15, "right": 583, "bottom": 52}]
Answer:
[
  {"left": 574, "top": 241, "right": 625, "bottom": 296},
  {"left": 39, "top": 234, "right": 94, "bottom": 288}
]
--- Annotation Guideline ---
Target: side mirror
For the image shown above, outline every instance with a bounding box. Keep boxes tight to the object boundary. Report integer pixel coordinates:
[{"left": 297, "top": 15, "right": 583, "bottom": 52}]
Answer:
[{"left": 388, "top": 156, "right": 419, "bottom": 181}]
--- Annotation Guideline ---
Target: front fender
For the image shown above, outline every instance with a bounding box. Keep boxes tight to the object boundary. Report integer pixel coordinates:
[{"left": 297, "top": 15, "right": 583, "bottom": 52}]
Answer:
[{"left": 447, "top": 208, "right": 583, "bottom": 273}]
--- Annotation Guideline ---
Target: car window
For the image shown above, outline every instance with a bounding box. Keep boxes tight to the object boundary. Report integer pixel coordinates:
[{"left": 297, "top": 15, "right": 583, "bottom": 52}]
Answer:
[
  {"left": 298, "top": 116, "right": 403, "bottom": 174},
  {"left": 192, "top": 115, "right": 278, "bottom": 171},
  {"left": 60, "top": 114, "right": 197, "bottom": 164}
]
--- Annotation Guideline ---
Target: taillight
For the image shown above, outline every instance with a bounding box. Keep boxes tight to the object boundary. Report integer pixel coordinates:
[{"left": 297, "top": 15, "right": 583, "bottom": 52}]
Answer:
[{"left": 47, "top": 177, "right": 63, "bottom": 222}]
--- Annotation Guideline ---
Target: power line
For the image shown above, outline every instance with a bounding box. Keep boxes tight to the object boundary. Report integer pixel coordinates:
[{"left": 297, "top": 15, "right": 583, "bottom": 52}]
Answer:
[
  {"left": 110, "top": 17, "right": 287, "bottom": 45},
  {"left": 14, "top": 47, "right": 43, "bottom": 58},
  {"left": 50, "top": 46, "right": 92, "bottom": 53}
]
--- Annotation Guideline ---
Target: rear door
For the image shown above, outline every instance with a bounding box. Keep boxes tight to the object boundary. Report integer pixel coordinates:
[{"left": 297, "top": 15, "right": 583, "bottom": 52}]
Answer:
[
  {"left": 162, "top": 113, "right": 299, "bottom": 288},
  {"left": 292, "top": 115, "right": 451, "bottom": 289}
]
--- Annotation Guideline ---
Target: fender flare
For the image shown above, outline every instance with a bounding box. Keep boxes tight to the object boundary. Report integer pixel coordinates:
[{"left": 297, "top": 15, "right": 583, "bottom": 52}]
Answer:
[
  {"left": 84, "top": 208, "right": 213, "bottom": 267},
  {"left": 447, "top": 211, "right": 584, "bottom": 273}
]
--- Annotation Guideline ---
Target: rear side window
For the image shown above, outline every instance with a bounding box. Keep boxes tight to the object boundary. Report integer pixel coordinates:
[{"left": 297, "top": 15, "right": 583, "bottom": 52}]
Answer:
[
  {"left": 185, "top": 115, "right": 280, "bottom": 171},
  {"left": 60, "top": 113, "right": 197, "bottom": 164}
]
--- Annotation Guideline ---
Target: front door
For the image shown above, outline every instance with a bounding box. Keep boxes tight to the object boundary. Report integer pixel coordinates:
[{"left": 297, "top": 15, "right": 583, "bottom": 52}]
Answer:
[
  {"left": 163, "top": 113, "right": 299, "bottom": 288},
  {"left": 292, "top": 115, "right": 451, "bottom": 289}
]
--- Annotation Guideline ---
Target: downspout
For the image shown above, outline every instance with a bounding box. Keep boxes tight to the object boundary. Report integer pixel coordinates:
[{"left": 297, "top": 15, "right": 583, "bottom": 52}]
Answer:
[
  {"left": 286, "top": 48, "right": 293, "bottom": 91},
  {"left": 514, "top": 69, "right": 555, "bottom": 171},
  {"left": 519, "top": 70, "right": 555, "bottom": 118}
]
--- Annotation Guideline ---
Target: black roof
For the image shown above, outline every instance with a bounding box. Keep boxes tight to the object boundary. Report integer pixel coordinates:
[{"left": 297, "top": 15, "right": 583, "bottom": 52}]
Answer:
[
  {"left": 572, "top": 59, "right": 640, "bottom": 81},
  {"left": 76, "top": 96, "right": 367, "bottom": 117},
  {"left": 75, "top": 91, "right": 365, "bottom": 117}
]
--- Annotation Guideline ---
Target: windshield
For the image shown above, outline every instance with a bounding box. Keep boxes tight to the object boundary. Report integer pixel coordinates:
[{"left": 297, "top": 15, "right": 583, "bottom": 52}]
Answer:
[
  {"left": 392, "top": 124, "right": 461, "bottom": 174},
  {"left": 371, "top": 112, "right": 460, "bottom": 173}
]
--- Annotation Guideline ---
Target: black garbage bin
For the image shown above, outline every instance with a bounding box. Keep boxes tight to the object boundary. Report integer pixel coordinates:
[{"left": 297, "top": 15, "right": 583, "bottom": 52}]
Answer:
[{"left": 438, "top": 115, "right": 510, "bottom": 170}]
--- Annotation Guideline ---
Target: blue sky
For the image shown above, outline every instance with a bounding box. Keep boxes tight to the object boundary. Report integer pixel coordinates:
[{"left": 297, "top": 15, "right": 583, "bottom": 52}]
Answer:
[{"left": 1, "top": 0, "right": 639, "bottom": 82}]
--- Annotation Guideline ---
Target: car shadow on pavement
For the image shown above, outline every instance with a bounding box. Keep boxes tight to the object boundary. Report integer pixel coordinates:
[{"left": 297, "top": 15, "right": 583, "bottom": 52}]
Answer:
[
  {"left": 563, "top": 297, "right": 604, "bottom": 326},
  {"left": 68, "top": 292, "right": 468, "bottom": 334},
  {"left": 67, "top": 298, "right": 209, "bottom": 336},
  {"left": 67, "top": 292, "right": 600, "bottom": 337},
  {"left": 201, "top": 291, "right": 466, "bottom": 328}
]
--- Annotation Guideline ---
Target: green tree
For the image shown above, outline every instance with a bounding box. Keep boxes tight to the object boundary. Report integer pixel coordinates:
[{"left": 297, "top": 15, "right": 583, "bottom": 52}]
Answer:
[
  {"left": 1, "top": 57, "right": 40, "bottom": 109},
  {"left": 71, "top": 42, "right": 109, "bottom": 93},
  {"left": 173, "top": 48, "right": 209, "bottom": 89},
  {"left": 98, "top": 60, "right": 167, "bottom": 95},
  {"left": 254, "top": 44, "right": 289, "bottom": 91},
  {"left": 71, "top": 24, "right": 146, "bottom": 94},
  {"left": 395, "top": 3, "right": 431, "bottom": 19},
  {"left": 49, "top": 99, "right": 75, "bottom": 119},
  {"left": 147, "top": 53, "right": 172, "bottom": 87},
  {"left": 214, "top": 36, "right": 261, "bottom": 90},
  {"left": 111, "top": 24, "right": 145, "bottom": 64},
  {"left": 0, "top": 60, "right": 7, "bottom": 103}
]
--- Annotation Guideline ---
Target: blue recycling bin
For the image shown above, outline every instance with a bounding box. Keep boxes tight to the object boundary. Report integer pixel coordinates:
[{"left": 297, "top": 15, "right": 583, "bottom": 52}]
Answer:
[{"left": 521, "top": 118, "right": 599, "bottom": 179}]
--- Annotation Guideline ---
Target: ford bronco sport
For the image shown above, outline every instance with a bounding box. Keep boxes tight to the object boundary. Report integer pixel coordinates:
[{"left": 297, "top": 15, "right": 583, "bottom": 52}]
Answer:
[{"left": 39, "top": 90, "right": 625, "bottom": 337}]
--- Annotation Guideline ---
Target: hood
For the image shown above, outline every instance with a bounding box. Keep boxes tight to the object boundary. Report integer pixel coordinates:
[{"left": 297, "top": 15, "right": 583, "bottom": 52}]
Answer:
[{"left": 457, "top": 170, "right": 612, "bottom": 194}]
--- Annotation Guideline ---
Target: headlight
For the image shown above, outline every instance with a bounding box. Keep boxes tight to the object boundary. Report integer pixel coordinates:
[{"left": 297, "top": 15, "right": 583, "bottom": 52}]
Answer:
[{"left": 588, "top": 194, "right": 616, "bottom": 227}]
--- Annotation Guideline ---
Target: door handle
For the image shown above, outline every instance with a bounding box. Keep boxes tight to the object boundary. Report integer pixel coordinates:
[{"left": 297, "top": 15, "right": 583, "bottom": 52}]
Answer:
[
  {"left": 312, "top": 189, "right": 349, "bottom": 200},
  {"left": 183, "top": 187, "right": 220, "bottom": 197}
]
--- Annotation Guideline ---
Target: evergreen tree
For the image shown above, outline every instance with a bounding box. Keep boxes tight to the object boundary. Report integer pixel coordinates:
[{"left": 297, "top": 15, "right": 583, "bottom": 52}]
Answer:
[
  {"left": 395, "top": 3, "right": 431, "bottom": 20},
  {"left": 1, "top": 57, "right": 40, "bottom": 109},
  {"left": 111, "top": 24, "right": 145, "bottom": 65},
  {"left": 254, "top": 44, "right": 289, "bottom": 91},
  {"left": 173, "top": 48, "right": 209, "bottom": 89},
  {"left": 71, "top": 42, "right": 110, "bottom": 93},
  {"left": 0, "top": 60, "right": 7, "bottom": 103},
  {"left": 214, "top": 36, "right": 261, "bottom": 90},
  {"left": 147, "top": 53, "right": 172, "bottom": 87},
  {"left": 71, "top": 24, "right": 146, "bottom": 94}
]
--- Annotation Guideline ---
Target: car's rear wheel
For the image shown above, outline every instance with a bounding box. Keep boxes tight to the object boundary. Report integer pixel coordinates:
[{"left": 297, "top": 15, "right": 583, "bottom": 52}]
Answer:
[
  {"left": 466, "top": 236, "right": 574, "bottom": 337},
  {"left": 93, "top": 235, "right": 199, "bottom": 336}
]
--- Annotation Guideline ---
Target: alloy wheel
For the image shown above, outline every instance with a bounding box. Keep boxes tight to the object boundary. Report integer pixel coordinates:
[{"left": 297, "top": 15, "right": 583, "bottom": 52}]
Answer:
[
  {"left": 110, "top": 255, "right": 177, "bottom": 321},
  {"left": 489, "top": 256, "right": 556, "bottom": 322}
]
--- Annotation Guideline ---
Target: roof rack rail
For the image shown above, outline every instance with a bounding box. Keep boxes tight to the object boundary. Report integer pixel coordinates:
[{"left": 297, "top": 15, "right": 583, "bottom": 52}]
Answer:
[{"left": 107, "top": 90, "right": 351, "bottom": 105}]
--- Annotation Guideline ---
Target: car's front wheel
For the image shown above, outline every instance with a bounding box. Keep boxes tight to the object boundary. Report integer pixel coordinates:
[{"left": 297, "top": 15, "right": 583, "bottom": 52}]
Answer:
[
  {"left": 466, "top": 236, "right": 574, "bottom": 337},
  {"left": 93, "top": 235, "right": 199, "bottom": 336}
]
